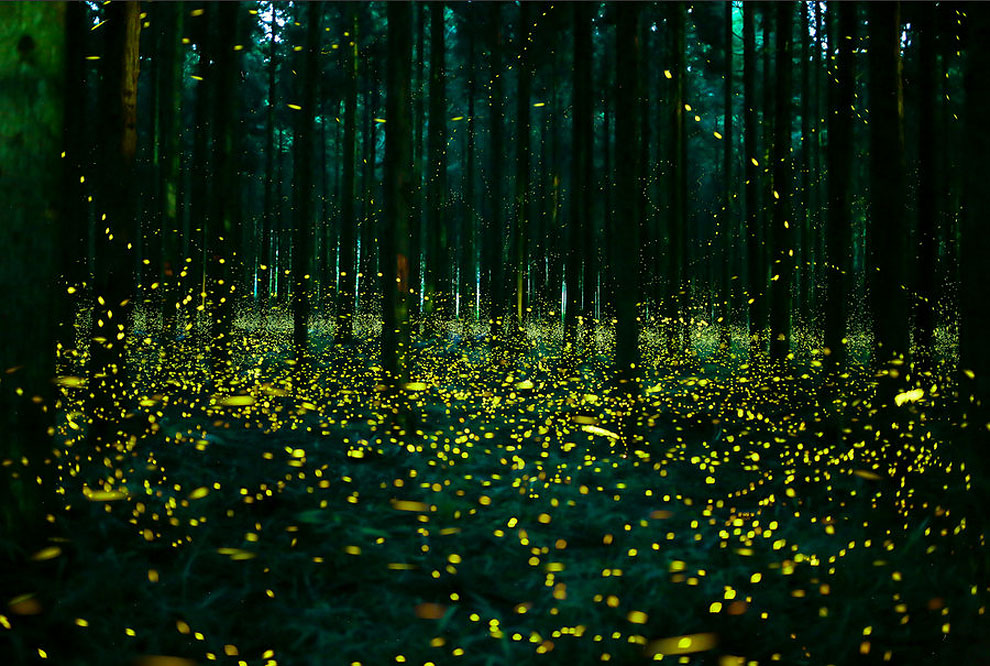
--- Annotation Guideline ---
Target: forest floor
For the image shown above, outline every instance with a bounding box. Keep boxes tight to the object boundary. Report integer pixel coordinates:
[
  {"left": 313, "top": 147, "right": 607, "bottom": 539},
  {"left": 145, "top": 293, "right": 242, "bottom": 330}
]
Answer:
[{"left": 3, "top": 312, "right": 989, "bottom": 666}]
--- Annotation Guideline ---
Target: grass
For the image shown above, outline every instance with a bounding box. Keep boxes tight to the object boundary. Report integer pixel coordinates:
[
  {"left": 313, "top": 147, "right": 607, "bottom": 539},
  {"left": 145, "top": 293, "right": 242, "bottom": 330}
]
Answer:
[{"left": 2, "top": 308, "right": 988, "bottom": 666}]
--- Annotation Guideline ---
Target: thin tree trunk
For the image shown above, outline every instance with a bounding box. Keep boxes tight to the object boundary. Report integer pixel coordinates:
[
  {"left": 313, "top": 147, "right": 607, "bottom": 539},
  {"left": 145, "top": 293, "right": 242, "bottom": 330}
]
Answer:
[
  {"left": 159, "top": 3, "right": 183, "bottom": 339},
  {"left": 824, "top": 1, "right": 855, "bottom": 369},
  {"left": 292, "top": 2, "right": 321, "bottom": 363},
  {"left": 426, "top": 2, "right": 448, "bottom": 327},
  {"left": 915, "top": 2, "right": 938, "bottom": 369},
  {"left": 336, "top": 6, "right": 358, "bottom": 344},
  {"left": 798, "top": 1, "right": 812, "bottom": 328},
  {"left": 769, "top": 1, "right": 793, "bottom": 361},
  {"left": 719, "top": 0, "right": 734, "bottom": 351},
  {"left": 669, "top": 1, "right": 687, "bottom": 354},
  {"left": 462, "top": 13, "right": 477, "bottom": 321},
  {"left": 487, "top": 3, "right": 505, "bottom": 337},
  {"left": 744, "top": 2, "right": 761, "bottom": 355},
  {"left": 514, "top": 1, "right": 532, "bottom": 334},
  {"left": 565, "top": 2, "right": 591, "bottom": 349},
  {"left": 261, "top": 3, "right": 278, "bottom": 306}
]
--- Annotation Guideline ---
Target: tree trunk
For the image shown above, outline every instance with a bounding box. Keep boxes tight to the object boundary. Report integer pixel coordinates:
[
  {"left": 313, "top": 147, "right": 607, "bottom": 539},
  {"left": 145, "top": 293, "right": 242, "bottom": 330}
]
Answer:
[
  {"left": 382, "top": 1, "right": 413, "bottom": 385},
  {"left": 614, "top": 1, "right": 641, "bottom": 386},
  {"left": 89, "top": 1, "right": 141, "bottom": 445},
  {"left": 487, "top": 3, "right": 505, "bottom": 337},
  {"left": 260, "top": 3, "right": 279, "bottom": 306},
  {"left": 513, "top": 1, "right": 532, "bottom": 335},
  {"left": 669, "top": 1, "right": 688, "bottom": 354},
  {"left": 961, "top": 5, "right": 990, "bottom": 405},
  {"left": 565, "top": 2, "right": 591, "bottom": 350},
  {"left": 769, "top": 1, "right": 793, "bottom": 361},
  {"left": 409, "top": 4, "right": 425, "bottom": 324},
  {"left": 867, "top": 1, "right": 909, "bottom": 391},
  {"left": 207, "top": 2, "right": 242, "bottom": 374},
  {"left": 824, "top": 1, "right": 855, "bottom": 369},
  {"left": 915, "top": 2, "right": 938, "bottom": 369},
  {"left": 798, "top": 1, "right": 812, "bottom": 328},
  {"left": 335, "top": 6, "right": 359, "bottom": 344},
  {"left": 59, "top": 0, "right": 88, "bottom": 350},
  {"left": 292, "top": 2, "right": 321, "bottom": 363},
  {"left": 426, "top": 2, "right": 448, "bottom": 326},
  {"left": 158, "top": 3, "right": 184, "bottom": 339},
  {"left": 719, "top": 0, "right": 734, "bottom": 351},
  {"left": 0, "top": 1, "right": 65, "bottom": 542},
  {"left": 462, "top": 11, "right": 477, "bottom": 321},
  {"left": 744, "top": 2, "right": 762, "bottom": 355}
]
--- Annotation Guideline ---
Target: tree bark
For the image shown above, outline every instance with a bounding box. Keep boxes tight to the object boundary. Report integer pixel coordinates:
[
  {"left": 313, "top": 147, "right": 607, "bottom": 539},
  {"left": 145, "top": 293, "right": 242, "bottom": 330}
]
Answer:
[
  {"left": 382, "top": 1, "right": 413, "bottom": 384},
  {"left": 614, "top": 1, "right": 641, "bottom": 386},
  {"left": 565, "top": 2, "right": 591, "bottom": 350},
  {"left": 824, "top": 1, "right": 855, "bottom": 369},
  {"left": 335, "top": 6, "right": 359, "bottom": 344},
  {"left": 744, "top": 2, "right": 762, "bottom": 355},
  {"left": 89, "top": 1, "right": 141, "bottom": 444},
  {"left": 426, "top": 2, "right": 448, "bottom": 325},
  {"left": 769, "top": 1, "right": 793, "bottom": 361},
  {"left": 669, "top": 1, "right": 688, "bottom": 354},
  {"left": 513, "top": 1, "right": 532, "bottom": 334},
  {"left": 867, "top": 1, "right": 909, "bottom": 391},
  {"left": 486, "top": 3, "right": 506, "bottom": 337},
  {"left": 260, "top": 2, "right": 279, "bottom": 305},
  {"left": 292, "top": 2, "right": 321, "bottom": 363},
  {"left": 0, "top": 1, "right": 66, "bottom": 541},
  {"left": 961, "top": 5, "right": 990, "bottom": 404},
  {"left": 207, "top": 2, "right": 242, "bottom": 374},
  {"left": 915, "top": 2, "right": 938, "bottom": 369}
]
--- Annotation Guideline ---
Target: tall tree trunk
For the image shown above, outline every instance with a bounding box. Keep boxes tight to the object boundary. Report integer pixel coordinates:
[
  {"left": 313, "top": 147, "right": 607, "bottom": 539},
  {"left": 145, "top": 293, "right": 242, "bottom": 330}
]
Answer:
[
  {"left": 756, "top": 3, "right": 774, "bottom": 351},
  {"left": 867, "top": 1, "right": 909, "bottom": 392},
  {"left": 207, "top": 2, "right": 242, "bottom": 375},
  {"left": 601, "top": 65, "right": 613, "bottom": 320},
  {"left": 410, "top": 4, "right": 425, "bottom": 323},
  {"left": 0, "top": 1, "right": 65, "bottom": 542},
  {"left": 60, "top": 0, "right": 88, "bottom": 350},
  {"left": 89, "top": 1, "right": 140, "bottom": 447},
  {"left": 462, "top": 11, "right": 477, "bottom": 321},
  {"left": 824, "top": 1, "right": 855, "bottom": 369},
  {"left": 669, "top": 1, "right": 687, "bottom": 354},
  {"left": 425, "top": 2, "right": 448, "bottom": 326},
  {"left": 292, "top": 2, "right": 321, "bottom": 364},
  {"left": 961, "top": 5, "right": 990, "bottom": 405},
  {"left": 158, "top": 3, "right": 184, "bottom": 339},
  {"left": 614, "top": 1, "right": 641, "bottom": 385},
  {"left": 744, "top": 2, "right": 762, "bottom": 355},
  {"left": 915, "top": 2, "right": 938, "bottom": 369},
  {"left": 565, "top": 2, "right": 591, "bottom": 349},
  {"left": 798, "top": 1, "right": 812, "bottom": 328},
  {"left": 189, "top": 7, "right": 213, "bottom": 317},
  {"left": 335, "top": 6, "right": 358, "bottom": 344},
  {"left": 719, "top": 0, "right": 734, "bottom": 351},
  {"left": 358, "top": 63, "right": 379, "bottom": 311},
  {"left": 513, "top": 1, "right": 532, "bottom": 335},
  {"left": 382, "top": 1, "right": 413, "bottom": 385},
  {"left": 487, "top": 3, "right": 505, "bottom": 337},
  {"left": 260, "top": 3, "right": 279, "bottom": 306},
  {"left": 769, "top": 1, "right": 793, "bottom": 361}
]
